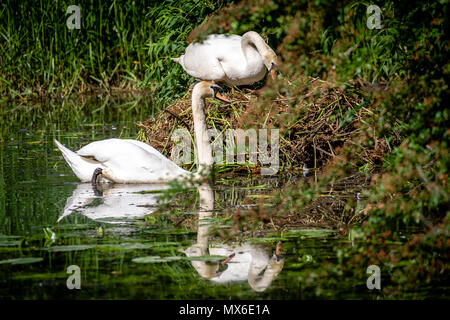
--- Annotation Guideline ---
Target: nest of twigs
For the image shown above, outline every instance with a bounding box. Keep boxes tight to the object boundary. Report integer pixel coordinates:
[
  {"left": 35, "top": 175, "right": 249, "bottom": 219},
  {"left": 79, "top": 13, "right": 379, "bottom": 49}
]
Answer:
[
  {"left": 136, "top": 88, "right": 251, "bottom": 157},
  {"left": 136, "top": 76, "right": 388, "bottom": 173}
]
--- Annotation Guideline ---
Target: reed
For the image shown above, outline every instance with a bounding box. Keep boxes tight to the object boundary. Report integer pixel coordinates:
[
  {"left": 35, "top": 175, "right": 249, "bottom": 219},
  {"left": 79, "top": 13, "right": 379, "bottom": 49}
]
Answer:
[{"left": 0, "top": 0, "right": 229, "bottom": 103}]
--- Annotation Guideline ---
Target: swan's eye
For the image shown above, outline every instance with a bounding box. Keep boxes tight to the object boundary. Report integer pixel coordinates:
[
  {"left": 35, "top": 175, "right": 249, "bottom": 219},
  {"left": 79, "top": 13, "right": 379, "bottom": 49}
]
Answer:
[{"left": 270, "top": 62, "right": 278, "bottom": 71}]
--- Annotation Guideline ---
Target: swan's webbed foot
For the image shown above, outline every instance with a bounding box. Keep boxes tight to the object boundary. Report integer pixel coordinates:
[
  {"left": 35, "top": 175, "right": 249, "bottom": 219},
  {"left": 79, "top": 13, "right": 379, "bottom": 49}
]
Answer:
[{"left": 91, "top": 167, "right": 103, "bottom": 186}]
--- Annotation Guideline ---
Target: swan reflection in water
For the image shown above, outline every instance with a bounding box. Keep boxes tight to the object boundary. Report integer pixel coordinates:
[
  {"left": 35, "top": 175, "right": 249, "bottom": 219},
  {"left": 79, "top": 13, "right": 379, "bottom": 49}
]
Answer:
[
  {"left": 182, "top": 182, "right": 285, "bottom": 292},
  {"left": 58, "top": 182, "right": 284, "bottom": 292},
  {"left": 57, "top": 183, "right": 169, "bottom": 224}
]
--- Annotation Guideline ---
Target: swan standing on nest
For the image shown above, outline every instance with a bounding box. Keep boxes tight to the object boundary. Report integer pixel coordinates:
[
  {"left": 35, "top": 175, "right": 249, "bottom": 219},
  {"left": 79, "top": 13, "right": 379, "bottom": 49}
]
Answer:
[
  {"left": 172, "top": 31, "right": 278, "bottom": 86},
  {"left": 54, "top": 81, "right": 229, "bottom": 184}
]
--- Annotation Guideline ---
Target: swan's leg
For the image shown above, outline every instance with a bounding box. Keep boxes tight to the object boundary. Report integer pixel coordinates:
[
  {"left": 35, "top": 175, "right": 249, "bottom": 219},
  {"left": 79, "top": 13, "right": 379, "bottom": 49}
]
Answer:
[{"left": 91, "top": 167, "right": 103, "bottom": 186}]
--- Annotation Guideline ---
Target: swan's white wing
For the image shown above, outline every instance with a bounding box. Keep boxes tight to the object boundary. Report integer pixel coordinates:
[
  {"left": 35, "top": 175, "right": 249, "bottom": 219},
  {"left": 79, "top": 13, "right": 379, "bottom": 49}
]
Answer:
[
  {"left": 181, "top": 35, "right": 244, "bottom": 81},
  {"left": 77, "top": 139, "right": 188, "bottom": 183},
  {"left": 120, "top": 139, "right": 170, "bottom": 162},
  {"left": 180, "top": 34, "right": 265, "bottom": 85},
  {"left": 204, "top": 34, "right": 242, "bottom": 42}
]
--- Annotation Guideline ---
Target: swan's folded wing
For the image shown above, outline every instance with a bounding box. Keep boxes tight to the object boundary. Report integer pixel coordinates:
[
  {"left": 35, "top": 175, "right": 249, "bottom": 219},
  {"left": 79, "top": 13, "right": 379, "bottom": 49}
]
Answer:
[
  {"left": 182, "top": 35, "right": 254, "bottom": 82},
  {"left": 181, "top": 35, "right": 241, "bottom": 80},
  {"left": 77, "top": 139, "right": 187, "bottom": 182},
  {"left": 182, "top": 45, "right": 226, "bottom": 80},
  {"left": 121, "top": 139, "right": 170, "bottom": 162}
]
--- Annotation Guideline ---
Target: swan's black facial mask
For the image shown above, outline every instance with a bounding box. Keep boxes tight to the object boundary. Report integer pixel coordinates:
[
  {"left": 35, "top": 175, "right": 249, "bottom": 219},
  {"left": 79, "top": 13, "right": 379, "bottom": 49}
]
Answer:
[
  {"left": 211, "top": 85, "right": 230, "bottom": 103},
  {"left": 270, "top": 61, "right": 280, "bottom": 71}
]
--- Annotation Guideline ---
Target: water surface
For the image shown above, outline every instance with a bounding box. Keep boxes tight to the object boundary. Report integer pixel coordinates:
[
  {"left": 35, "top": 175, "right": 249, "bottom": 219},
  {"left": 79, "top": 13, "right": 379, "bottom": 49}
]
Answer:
[{"left": 0, "top": 97, "right": 412, "bottom": 299}]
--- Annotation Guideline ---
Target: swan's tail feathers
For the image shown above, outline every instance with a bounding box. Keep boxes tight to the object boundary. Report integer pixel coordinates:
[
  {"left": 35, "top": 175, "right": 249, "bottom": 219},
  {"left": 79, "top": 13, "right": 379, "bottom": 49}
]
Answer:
[
  {"left": 170, "top": 57, "right": 180, "bottom": 63},
  {"left": 54, "top": 139, "right": 77, "bottom": 163},
  {"left": 54, "top": 139, "right": 96, "bottom": 182}
]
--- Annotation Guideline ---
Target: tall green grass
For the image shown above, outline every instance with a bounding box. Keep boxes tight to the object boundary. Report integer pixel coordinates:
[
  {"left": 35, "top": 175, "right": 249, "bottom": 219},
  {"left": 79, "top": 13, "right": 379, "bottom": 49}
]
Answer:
[{"left": 0, "top": 0, "right": 228, "bottom": 103}]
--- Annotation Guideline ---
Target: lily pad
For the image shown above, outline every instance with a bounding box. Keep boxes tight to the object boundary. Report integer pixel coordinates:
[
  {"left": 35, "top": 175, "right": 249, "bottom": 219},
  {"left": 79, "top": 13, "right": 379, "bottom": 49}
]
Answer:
[
  {"left": 45, "top": 245, "right": 95, "bottom": 252},
  {"left": 13, "top": 272, "right": 67, "bottom": 280},
  {"left": 0, "top": 240, "right": 21, "bottom": 247},
  {"left": 0, "top": 235, "right": 22, "bottom": 240},
  {"left": 98, "top": 242, "right": 180, "bottom": 251},
  {"left": 283, "top": 229, "right": 335, "bottom": 238},
  {"left": 0, "top": 235, "right": 22, "bottom": 247},
  {"left": 0, "top": 257, "right": 43, "bottom": 265},
  {"left": 132, "top": 255, "right": 184, "bottom": 263}
]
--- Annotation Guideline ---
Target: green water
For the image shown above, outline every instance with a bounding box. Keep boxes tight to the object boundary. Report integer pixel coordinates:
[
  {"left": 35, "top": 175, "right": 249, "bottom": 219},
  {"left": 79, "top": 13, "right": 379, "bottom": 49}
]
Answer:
[{"left": 0, "top": 97, "right": 389, "bottom": 299}]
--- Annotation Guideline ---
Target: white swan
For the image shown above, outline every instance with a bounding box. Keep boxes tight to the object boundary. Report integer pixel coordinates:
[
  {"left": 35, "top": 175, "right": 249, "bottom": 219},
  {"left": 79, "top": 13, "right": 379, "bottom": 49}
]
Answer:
[
  {"left": 55, "top": 81, "right": 229, "bottom": 183},
  {"left": 172, "top": 31, "right": 278, "bottom": 86}
]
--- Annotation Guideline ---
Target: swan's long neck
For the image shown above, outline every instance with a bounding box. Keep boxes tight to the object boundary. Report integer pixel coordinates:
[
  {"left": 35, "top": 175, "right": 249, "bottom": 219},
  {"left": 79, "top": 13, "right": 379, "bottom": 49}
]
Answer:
[
  {"left": 192, "top": 89, "right": 213, "bottom": 176},
  {"left": 197, "top": 182, "right": 214, "bottom": 254},
  {"left": 248, "top": 254, "right": 285, "bottom": 292},
  {"left": 241, "top": 31, "right": 271, "bottom": 63}
]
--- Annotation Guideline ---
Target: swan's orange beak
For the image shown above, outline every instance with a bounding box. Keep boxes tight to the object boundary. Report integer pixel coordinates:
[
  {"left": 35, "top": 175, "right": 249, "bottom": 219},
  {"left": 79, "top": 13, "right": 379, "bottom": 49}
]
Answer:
[
  {"left": 270, "top": 68, "right": 277, "bottom": 80},
  {"left": 215, "top": 92, "right": 230, "bottom": 103},
  {"left": 220, "top": 253, "right": 235, "bottom": 266},
  {"left": 276, "top": 241, "right": 282, "bottom": 256}
]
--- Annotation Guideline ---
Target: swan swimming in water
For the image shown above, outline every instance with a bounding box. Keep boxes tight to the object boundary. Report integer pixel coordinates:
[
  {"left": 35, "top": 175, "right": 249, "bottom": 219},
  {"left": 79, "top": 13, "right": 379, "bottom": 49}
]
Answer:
[
  {"left": 55, "top": 81, "right": 229, "bottom": 183},
  {"left": 172, "top": 31, "right": 278, "bottom": 86}
]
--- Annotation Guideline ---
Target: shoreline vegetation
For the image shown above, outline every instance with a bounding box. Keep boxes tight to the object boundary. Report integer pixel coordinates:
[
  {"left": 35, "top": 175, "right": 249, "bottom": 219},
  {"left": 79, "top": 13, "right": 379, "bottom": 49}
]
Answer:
[
  {"left": 1, "top": 0, "right": 448, "bottom": 297},
  {"left": 0, "top": 0, "right": 226, "bottom": 102}
]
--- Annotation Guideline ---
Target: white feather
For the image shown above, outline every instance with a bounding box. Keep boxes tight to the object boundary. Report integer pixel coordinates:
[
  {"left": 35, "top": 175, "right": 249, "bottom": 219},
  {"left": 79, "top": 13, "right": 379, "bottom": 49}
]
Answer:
[{"left": 175, "top": 31, "right": 277, "bottom": 86}]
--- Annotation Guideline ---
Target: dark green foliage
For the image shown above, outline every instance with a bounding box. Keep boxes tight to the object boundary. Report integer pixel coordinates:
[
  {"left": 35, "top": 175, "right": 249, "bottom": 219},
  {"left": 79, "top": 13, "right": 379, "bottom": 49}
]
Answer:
[{"left": 192, "top": 0, "right": 449, "bottom": 296}]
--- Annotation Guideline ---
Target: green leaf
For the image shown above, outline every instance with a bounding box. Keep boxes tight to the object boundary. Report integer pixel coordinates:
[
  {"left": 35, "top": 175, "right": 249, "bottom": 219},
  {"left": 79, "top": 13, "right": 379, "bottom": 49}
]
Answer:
[
  {"left": 132, "top": 255, "right": 185, "bottom": 263},
  {"left": 45, "top": 245, "right": 95, "bottom": 252},
  {"left": 0, "top": 257, "right": 43, "bottom": 265}
]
